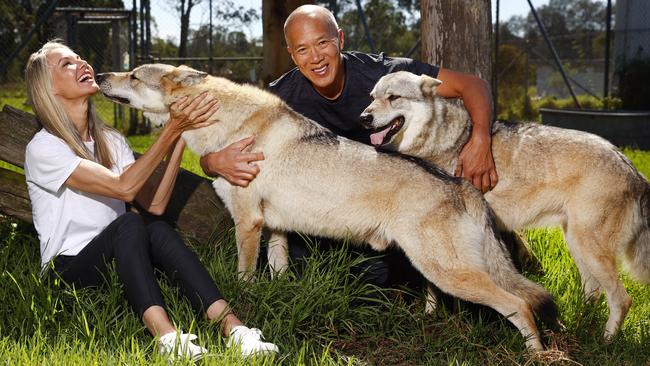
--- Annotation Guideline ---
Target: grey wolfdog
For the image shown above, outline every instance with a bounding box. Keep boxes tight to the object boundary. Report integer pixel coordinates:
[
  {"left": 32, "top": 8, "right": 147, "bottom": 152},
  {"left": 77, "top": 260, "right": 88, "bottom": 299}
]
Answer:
[
  {"left": 96, "top": 64, "right": 559, "bottom": 350},
  {"left": 360, "top": 70, "right": 650, "bottom": 339}
]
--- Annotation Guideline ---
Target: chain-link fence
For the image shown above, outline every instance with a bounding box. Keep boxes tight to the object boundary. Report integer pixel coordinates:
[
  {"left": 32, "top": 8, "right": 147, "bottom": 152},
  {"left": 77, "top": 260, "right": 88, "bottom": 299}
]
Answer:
[
  {"left": 494, "top": 0, "right": 650, "bottom": 121},
  {"left": 145, "top": 1, "right": 264, "bottom": 85},
  {"left": 3, "top": 1, "right": 649, "bottom": 130},
  {"left": 1, "top": 1, "right": 138, "bottom": 132},
  {"left": 0, "top": 0, "right": 264, "bottom": 133}
]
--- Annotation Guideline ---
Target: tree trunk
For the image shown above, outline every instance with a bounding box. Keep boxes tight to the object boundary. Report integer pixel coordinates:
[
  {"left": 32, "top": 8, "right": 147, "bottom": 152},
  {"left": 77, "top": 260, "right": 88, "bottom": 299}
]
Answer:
[
  {"left": 420, "top": 0, "right": 492, "bottom": 81},
  {"left": 178, "top": 0, "right": 195, "bottom": 59},
  {"left": 261, "top": 0, "right": 311, "bottom": 85},
  {"left": 0, "top": 105, "right": 232, "bottom": 244}
]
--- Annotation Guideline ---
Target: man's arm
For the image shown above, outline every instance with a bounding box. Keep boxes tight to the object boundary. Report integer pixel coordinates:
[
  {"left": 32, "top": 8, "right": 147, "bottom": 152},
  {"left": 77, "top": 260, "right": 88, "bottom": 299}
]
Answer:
[
  {"left": 435, "top": 68, "right": 497, "bottom": 193},
  {"left": 199, "top": 136, "right": 265, "bottom": 187}
]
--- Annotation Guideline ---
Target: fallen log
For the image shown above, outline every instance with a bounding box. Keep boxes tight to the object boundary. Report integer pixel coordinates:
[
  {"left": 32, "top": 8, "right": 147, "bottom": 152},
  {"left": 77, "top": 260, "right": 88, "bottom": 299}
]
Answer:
[
  {"left": 0, "top": 104, "right": 232, "bottom": 243},
  {"left": 0, "top": 167, "right": 32, "bottom": 223}
]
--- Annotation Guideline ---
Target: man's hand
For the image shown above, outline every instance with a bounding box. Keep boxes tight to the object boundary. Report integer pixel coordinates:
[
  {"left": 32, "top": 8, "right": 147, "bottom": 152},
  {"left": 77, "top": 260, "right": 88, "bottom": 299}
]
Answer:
[
  {"left": 199, "top": 136, "right": 265, "bottom": 187},
  {"left": 437, "top": 68, "right": 498, "bottom": 193},
  {"left": 454, "top": 134, "right": 498, "bottom": 193}
]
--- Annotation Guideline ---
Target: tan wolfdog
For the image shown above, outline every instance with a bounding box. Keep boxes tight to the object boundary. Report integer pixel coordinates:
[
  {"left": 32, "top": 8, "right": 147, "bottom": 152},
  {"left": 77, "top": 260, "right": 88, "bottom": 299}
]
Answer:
[
  {"left": 360, "top": 70, "right": 650, "bottom": 339},
  {"left": 96, "top": 64, "right": 560, "bottom": 350}
]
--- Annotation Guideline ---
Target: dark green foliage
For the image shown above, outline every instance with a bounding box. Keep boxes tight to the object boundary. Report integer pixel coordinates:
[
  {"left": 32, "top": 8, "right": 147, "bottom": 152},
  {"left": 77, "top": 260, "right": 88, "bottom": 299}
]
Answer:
[
  {"left": 315, "top": 0, "right": 420, "bottom": 59},
  {"left": 617, "top": 58, "right": 650, "bottom": 110}
]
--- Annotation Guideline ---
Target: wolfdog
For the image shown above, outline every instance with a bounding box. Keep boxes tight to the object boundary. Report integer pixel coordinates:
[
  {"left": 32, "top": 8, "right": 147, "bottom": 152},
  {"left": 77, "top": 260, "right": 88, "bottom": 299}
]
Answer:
[
  {"left": 360, "top": 70, "right": 650, "bottom": 338},
  {"left": 96, "top": 64, "right": 559, "bottom": 350}
]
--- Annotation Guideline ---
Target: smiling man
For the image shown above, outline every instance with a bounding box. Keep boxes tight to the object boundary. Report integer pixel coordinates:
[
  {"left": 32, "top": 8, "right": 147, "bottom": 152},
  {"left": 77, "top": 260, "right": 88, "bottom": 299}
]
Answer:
[{"left": 200, "top": 4, "right": 498, "bottom": 287}]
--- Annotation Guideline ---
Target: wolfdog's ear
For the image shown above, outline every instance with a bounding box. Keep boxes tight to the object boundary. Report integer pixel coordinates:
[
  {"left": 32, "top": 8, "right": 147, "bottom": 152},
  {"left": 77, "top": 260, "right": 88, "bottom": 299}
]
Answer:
[
  {"left": 167, "top": 65, "right": 208, "bottom": 87},
  {"left": 420, "top": 75, "right": 442, "bottom": 98}
]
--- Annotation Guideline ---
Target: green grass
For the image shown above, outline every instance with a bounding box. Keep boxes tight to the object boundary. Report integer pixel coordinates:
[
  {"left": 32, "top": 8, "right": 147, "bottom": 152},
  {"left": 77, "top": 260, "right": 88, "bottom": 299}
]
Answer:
[
  {"left": 0, "top": 84, "right": 32, "bottom": 114},
  {"left": 0, "top": 84, "right": 133, "bottom": 134},
  {"left": 1, "top": 218, "right": 649, "bottom": 365},
  {"left": 128, "top": 134, "right": 205, "bottom": 177},
  {"left": 1, "top": 145, "right": 649, "bottom": 364},
  {"left": 1, "top": 86, "right": 649, "bottom": 363},
  {"left": 624, "top": 149, "right": 650, "bottom": 178}
]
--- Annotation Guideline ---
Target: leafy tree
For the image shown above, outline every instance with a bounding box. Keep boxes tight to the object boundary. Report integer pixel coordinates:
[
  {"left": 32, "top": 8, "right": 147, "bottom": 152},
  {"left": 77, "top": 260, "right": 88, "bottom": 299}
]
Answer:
[
  {"left": 165, "top": 0, "right": 204, "bottom": 58},
  {"left": 318, "top": 0, "right": 420, "bottom": 58},
  {"left": 495, "top": 44, "right": 537, "bottom": 120},
  {"left": 183, "top": 23, "right": 262, "bottom": 82},
  {"left": 213, "top": 0, "right": 260, "bottom": 33},
  {"left": 496, "top": 0, "right": 612, "bottom": 118},
  {"left": 514, "top": 0, "right": 608, "bottom": 61},
  {"left": 164, "top": 0, "right": 260, "bottom": 59},
  {"left": 0, "top": 0, "right": 125, "bottom": 83},
  {"left": 150, "top": 1, "right": 262, "bottom": 81},
  {"left": 150, "top": 38, "right": 179, "bottom": 59},
  {"left": 0, "top": 0, "right": 48, "bottom": 82}
]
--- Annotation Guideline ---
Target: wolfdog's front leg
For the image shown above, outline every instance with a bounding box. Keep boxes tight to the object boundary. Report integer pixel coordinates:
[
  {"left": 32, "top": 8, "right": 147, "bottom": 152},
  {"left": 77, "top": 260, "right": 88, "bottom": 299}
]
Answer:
[{"left": 232, "top": 193, "right": 264, "bottom": 281}]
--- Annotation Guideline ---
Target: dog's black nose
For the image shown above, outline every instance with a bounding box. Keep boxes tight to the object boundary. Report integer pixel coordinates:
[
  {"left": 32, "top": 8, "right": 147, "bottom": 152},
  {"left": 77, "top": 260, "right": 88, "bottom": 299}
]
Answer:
[
  {"left": 95, "top": 73, "right": 106, "bottom": 83},
  {"left": 359, "top": 113, "right": 373, "bottom": 128}
]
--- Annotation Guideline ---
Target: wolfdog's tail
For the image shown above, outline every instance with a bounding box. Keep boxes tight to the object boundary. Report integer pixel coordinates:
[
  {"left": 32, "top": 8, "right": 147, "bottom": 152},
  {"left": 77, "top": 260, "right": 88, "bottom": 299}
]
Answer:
[
  {"left": 481, "top": 209, "right": 560, "bottom": 329},
  {"left": 624, "top": 182, "right": 650, "bottom": 284}
]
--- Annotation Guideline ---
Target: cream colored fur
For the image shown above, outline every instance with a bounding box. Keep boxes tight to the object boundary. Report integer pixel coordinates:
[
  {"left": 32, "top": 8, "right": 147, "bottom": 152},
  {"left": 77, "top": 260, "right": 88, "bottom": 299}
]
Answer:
[
  {"left": 96, "top": 64, "right": 561, "bottom": 350},
  {"left": 361, "top": 70, "right": 650, "bottom": 338}
]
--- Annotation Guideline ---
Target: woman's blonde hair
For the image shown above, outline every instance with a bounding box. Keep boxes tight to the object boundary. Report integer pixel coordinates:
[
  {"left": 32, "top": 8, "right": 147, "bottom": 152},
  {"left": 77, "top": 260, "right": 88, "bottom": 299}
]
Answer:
[{"left": 25, "top": 40, "right": 115, "bottom": 169}]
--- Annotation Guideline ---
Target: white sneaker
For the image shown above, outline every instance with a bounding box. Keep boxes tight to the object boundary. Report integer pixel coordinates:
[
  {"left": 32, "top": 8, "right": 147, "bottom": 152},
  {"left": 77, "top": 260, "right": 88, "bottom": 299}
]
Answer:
[
  {"left": 158, "top": 331, "right": 207, "bottom": 363},
  {"left": 227, "top": 325, "right": 279, "bottom": 357}
]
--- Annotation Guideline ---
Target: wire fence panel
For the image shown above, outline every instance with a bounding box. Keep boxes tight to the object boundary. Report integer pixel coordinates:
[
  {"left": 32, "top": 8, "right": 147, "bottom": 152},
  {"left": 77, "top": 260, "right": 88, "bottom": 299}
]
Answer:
[
  {"left": 494, "top": 0, "right": 650, "bottom": 121},
  {"left": 1, "top": 1, "right": 136, "bottom": 133},
  {"left": 0, "top": 1, "right": 264, "bottom": 134},
  {"left": 2, "top": 1, "right": 649, "bottom": 131}
]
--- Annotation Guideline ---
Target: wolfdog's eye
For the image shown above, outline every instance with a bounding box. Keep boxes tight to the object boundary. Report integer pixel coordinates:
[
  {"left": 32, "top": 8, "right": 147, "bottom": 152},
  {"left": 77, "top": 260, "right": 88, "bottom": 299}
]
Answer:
[{"left": 388, "top": 95, "right": 400, "bottom": 102}]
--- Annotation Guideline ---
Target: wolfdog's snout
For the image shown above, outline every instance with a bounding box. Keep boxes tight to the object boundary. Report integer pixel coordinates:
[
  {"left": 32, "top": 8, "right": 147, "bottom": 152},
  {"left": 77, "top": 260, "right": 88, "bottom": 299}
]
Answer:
[
  {"left": 95, "top": 73, "right": 107, "bottom": 84},
  {"left": 359, "top": 113, "right": 374, "bottom": 128}
]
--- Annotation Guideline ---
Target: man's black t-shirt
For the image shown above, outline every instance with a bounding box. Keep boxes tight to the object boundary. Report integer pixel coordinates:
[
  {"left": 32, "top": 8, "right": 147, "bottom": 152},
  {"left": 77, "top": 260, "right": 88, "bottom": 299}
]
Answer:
[
  {"left": 266, "top": 52, "right": 439, "bottom": 288},
  {"left": 268, "top": 51, "right": 440, "bottom": 144}
]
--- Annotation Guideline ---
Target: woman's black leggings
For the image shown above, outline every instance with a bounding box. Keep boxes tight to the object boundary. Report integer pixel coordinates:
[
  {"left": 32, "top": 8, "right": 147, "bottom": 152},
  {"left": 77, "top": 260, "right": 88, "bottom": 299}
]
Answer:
[{"left": 49, "top": 212, "right": 223, "bottom": 317}]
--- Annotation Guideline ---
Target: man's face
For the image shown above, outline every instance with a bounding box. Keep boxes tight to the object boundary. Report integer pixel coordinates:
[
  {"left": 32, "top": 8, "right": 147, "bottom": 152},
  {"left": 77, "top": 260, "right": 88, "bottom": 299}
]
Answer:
[{"left": 286, "top": 16, "right": 345, "bottom": 99}]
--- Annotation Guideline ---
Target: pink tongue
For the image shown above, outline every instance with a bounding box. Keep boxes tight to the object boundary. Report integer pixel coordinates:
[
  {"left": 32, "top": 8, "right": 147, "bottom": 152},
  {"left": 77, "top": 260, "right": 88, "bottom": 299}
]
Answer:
[{"left": 370, "top": 128, "right": 391, "bottom": 146}]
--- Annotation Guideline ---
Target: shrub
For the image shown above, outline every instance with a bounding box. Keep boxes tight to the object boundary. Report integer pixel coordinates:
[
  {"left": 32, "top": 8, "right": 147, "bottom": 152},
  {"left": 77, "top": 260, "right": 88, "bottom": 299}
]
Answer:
[{"left": 617, "top": 58, "right": 650, "bottom": 110}]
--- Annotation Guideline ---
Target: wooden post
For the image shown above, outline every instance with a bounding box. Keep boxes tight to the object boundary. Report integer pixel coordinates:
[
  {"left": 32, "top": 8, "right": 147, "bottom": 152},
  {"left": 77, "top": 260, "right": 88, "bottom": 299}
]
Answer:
[
  {"left": 0, "top": 105, "right": 232, "bottom": 244},
  {"left": 261, "top": 0, "right": 311, "bottom": 85},
  {"left": 420, "top": 0, "right": 492, "bottom": 81}
]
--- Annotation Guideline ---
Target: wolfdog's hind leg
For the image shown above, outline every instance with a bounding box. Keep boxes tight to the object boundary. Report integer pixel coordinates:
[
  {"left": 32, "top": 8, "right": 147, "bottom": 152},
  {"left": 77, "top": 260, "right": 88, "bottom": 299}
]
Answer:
[
  {"left": 414, "top": 261, "right": 544, "bottom": 350},
  {"left": 564, "top": 230, "right": 603, "bottom": 301},
  {"left": 566, "top": 224, "right": 631, "bottom": 339},
  {"left": 268, "top": 230, "right": 289, "bottom": 278}
]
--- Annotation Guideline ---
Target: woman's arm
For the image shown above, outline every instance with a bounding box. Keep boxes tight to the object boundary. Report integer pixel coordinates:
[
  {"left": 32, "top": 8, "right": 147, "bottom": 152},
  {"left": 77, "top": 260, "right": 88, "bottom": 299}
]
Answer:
[
  {"left": 134, "top": 138, "right": 187, "bottom": 215},
  {"left": 65, "top": 92, "right": 218, "bottom": 202}
]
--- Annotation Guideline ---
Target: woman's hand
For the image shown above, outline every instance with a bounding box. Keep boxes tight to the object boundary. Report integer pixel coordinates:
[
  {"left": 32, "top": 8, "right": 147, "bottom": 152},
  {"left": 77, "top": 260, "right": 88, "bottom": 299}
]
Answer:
[
  {"left": 167, "top": 92, "right": 220, "bottom": 134},
  {"left": 65, "top": 95, "right": 218, "bottom": 203}
]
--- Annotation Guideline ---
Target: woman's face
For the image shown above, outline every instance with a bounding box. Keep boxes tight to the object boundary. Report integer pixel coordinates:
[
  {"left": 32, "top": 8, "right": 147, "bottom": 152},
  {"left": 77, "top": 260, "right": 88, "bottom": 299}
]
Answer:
[{"left": 47, "top": 47, "right": 99, "bottom": 101}]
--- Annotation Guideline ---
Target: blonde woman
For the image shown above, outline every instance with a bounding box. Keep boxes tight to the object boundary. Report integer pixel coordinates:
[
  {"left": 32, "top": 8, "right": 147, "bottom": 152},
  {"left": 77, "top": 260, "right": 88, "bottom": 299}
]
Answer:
[{"left": 24, "top": 40, "right": 278, "bottom": 362}]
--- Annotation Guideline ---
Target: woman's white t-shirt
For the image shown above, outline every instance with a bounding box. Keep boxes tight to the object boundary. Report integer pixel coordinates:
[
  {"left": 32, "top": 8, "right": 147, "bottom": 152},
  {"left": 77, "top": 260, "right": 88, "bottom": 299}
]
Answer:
[{"left": 24, "top": 129, "right": 135, "bottom": 269}]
